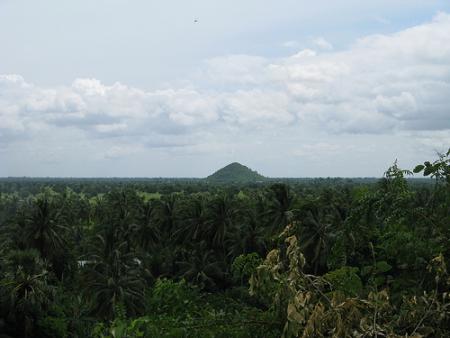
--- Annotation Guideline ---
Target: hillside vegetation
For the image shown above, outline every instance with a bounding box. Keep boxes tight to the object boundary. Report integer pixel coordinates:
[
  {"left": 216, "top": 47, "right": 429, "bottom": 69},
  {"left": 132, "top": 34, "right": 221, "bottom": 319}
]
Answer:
[{"left": 206, "top": 162, "right": 266, "bottom": 183}]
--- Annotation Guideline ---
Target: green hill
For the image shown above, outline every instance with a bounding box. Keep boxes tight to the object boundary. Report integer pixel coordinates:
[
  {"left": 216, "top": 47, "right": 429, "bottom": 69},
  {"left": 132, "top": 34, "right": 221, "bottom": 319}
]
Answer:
[{"left": 206, "top": 162, "right": 266, "bottom": 183}]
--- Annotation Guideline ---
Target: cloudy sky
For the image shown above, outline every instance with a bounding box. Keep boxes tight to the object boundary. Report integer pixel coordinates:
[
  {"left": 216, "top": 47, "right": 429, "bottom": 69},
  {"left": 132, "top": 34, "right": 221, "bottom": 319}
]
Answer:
[{"left": 1, "top": 0, "right": 449, "bottom": 177}]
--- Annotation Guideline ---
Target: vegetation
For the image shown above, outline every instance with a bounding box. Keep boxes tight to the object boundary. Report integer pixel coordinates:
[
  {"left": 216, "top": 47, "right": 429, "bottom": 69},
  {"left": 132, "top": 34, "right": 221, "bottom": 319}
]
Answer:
[
  {"left": 0, "top": 150, "right": 449, "bottom": 337},
  {"left": 206, "top": 162, "right": 266, "bottom": 183}
]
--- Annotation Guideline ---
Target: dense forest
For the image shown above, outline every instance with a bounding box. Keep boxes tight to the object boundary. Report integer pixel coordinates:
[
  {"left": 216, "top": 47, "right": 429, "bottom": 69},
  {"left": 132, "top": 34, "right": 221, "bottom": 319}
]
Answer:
[{"left": 0, "top": 150, "right": 449, "bottom": 337}]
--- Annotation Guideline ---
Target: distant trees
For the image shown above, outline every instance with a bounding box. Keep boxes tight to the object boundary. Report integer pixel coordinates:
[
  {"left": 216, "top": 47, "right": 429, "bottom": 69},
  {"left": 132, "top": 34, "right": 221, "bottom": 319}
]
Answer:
[{"left": 0, "top": 149, "right": 448, "bottom": 336}]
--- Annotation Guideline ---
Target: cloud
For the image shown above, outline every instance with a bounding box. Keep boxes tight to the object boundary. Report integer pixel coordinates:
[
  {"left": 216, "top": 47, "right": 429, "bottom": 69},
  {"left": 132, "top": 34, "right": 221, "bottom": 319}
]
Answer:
[
  {"left": 282, "top": 40, "right": 299, "bottom": 48},
  {"left": 104, "top": 145, "right": 141, "bottom": 159},
  {"left": 311, "top": 37, "right": 333, "bottom": 50},
  {"left": 292, "top": 142, "right": 344, "bottom": 157},
  {"left": 201, "top": 55, "right": 269, "bottom": 86},
  {"left": 1, "top": 12, "right": 449, "bottom": 153},
  {"left": 372, "top": 15, "right": 391, "bottom": 25},
  {"left": 94, "top": 123, "right": 128, "bottom": 134},
  {"left": 375, "top": 92, "right": 417, "bottom": 119}
]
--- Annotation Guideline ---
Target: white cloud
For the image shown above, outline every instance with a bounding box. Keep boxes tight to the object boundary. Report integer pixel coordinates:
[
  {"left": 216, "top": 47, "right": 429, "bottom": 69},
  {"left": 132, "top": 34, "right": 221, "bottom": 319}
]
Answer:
[
  {"left": 201, "top": 55, "right": 269, "bottom": 86},
  {"left": 73, "top": 78, "right": 106, "bottom": 96},
  {"left": 104, "top": 145, "right": 141, "bottom": 159},
  {"left": 95, "top": 123, "right": 128, "bottom": 133},
  {"left": 222, "top": 90, "right": 293, "bottom": 125},
  {"left": 1, "top": 13, "right": 449, "bottom": 164},
  {"left": 292, "top": 142, "right": 344, "bottom": 157},
  {"left": 282, "top": 40, "right": 299, "bottom": 48},
  {"left": 375, "top": 92, "right": 417, "bottom": 119},
  {"left": 311, "top": 37, "right": 333, "bottom": 50},
  {"left": 372, "top": 15, "right": 391, "bottom": 25}
]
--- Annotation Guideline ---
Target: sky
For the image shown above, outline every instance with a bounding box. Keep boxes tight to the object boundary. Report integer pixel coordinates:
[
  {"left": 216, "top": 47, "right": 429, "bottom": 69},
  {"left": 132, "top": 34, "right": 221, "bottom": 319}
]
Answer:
[{"left": 1, "top": 0, "right": 449, "bottom": 177}]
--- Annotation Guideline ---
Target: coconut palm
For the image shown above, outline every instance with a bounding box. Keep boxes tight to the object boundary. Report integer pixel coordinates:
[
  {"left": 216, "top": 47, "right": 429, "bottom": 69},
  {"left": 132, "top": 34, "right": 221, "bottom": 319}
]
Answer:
[
  {"left": 0, "top": 249, "right": 53, "bottom": 338},
  {"left": 297, "top": 198, "right": 339, "bottom": 274},
  {"left": 21, "top": 192, "right": 71, "bottom": 280},
  {"left": 177, "top": 242, "right": 224, "bottom": 290},
  {"left": 264, "top": 183, "right": 296, "bottom": 232},
  {"left": 82, "top": 235, "right": 145, "bottom": 319},
  {"left": 152, "top": 193, "right": 179, "bottom": 240},
  {"left": 133, "top": 200, "right": 160, "bottom": 252},
  {"left": 173, "top": 195, "right": 208, "bottom": 244},
  {"left": 24, "top": 192, "right": 68, "bottom": 259},
  {"left": 205, "top": 194, "right": 237, "bottom": 250},
  {"left": 228, "top": 210, "right": 267, "bottom": 257}
]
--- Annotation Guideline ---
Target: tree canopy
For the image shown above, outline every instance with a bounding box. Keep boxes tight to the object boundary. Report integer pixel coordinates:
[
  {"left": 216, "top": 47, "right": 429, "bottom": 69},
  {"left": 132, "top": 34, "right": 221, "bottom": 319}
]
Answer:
[{"left": 0, "top": 150, "right": 449, "bottom": 337}]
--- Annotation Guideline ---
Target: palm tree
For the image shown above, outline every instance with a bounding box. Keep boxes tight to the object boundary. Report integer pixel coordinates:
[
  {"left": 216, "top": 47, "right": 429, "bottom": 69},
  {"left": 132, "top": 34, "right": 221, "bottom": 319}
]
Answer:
[
  {"left": 173, "top": 195, "right": 208, "bottom": 244},
  {"left": 152, "top": 193, "right": 179, "bottom": 240},
  {"left": 228, "top": 210, "right": 267, "bottom": 257},
  {"left": 133, "top": 200, "right": 160, "bottom": 252},
  {"left": 264, "top": 183, "right": 296, "bottom": 232},
  {"left": 104, "top": 190, "right": 143, "bottom": 248},
  {"left": 0, "top": 249, "right": 53, "bottom": 338},
  {"left": 63, "top": 294, "right": 94, "bottom": 338},
  {"left": 177, "top": 242, "right": 224, "bottom": 290},
  {"left": 0, "top": 206, "right": 28, "bottom": 254},
  {"left": 297, "top": 197, "right": 340, "bottom": 274},
  {"left": 24, "top": 193, "right": 68, "bottom": 260},
  {"left": 82, "top": 235, "right": 145, "bottom": 319},
  {"left": 21, "top": 191, "right": 71, "bottom": 279},
  {"left": 205, "top": 194, "right": 237, "bottom": 250}
]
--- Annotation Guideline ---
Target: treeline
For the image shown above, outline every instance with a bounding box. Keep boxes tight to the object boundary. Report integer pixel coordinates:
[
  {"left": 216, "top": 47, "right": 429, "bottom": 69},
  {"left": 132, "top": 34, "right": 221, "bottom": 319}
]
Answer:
[
  {"left": 0, "top": 176, "right": 431, "bottom": 197},
  {"left": 0, "top": 151, "right": 449, "bottom": 337}
]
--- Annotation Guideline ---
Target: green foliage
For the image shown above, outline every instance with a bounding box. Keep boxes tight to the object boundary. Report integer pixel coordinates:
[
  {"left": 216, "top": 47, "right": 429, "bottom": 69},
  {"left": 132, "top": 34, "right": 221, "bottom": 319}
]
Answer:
[
  {"left": 326, "top": 238, "right": 347, "bottom": 270},
  {"left": 146, "top": 278, "right": 201, "bottom": 316},
  {"left": 94, "top": 279, "right": 279, "bottom": 338},
  {"left": 0, "top": 249, "right": 55, "bottom": 337},
  {"left": 361, "top": 260, "right": 392, "bottom": 289},
  {"left": 414, "top": 148, "right": 450, "bottom": 182},
  {"left": 250, "top": 226, "right": 450, "bottom": 337},
  {"left": 37, "top": 315, "right": 68, "bottom": 338},
  {"left": 206, "top": 162, "right": 266, "bottom": 183},
  {"left": 82, "top": 237, "right": 146, "bottom": 319},
  {"left": 324, "top": 266, "right": 363, "bottom": 297},
  {"left": 0, "top": 151, "right": 449, "bottom": 337},
  {"left": 232, "top": 253, "right": 263, "bottom": 285}
]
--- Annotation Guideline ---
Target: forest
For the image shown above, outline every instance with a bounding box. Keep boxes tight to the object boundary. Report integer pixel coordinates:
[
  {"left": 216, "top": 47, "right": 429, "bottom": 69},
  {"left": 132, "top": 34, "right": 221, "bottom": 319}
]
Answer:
[{"left": 0, "top": 150, "right": 449, "bottom": 337}]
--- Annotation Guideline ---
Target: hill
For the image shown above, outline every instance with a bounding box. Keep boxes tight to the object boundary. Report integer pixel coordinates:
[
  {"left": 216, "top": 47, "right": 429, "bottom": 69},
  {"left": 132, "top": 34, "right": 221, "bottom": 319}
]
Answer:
[{"left": 206, "top": 162, "right": 266, "bottom": 183}]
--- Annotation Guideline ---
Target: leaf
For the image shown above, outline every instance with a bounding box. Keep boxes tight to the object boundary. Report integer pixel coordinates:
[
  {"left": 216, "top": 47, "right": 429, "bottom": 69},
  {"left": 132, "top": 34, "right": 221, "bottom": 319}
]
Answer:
[
  {"left": 375, "top": 261, "right": 392, "bottom": 273},
  {"left": 361, "top": 266, "right": 372, "bottom": 277},
  {"left": 413, "top": 165, "right": 425, "bottom": 173},
  {"left": 423, "top": 166, "right": 433, "bottom": 176},
  {"left": 287, "top": 303, "right": 304, "bottom": 323}
]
